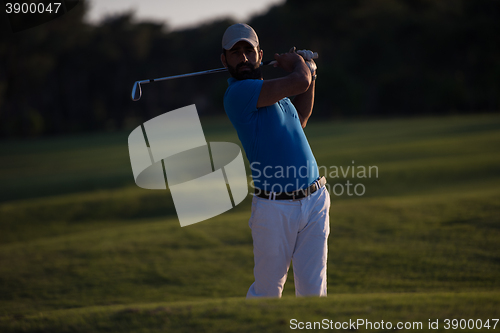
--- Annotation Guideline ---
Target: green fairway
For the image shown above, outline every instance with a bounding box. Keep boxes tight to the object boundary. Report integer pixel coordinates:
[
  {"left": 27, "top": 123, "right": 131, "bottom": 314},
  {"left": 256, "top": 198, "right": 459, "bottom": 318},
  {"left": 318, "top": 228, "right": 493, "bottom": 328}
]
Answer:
[{"left": 0, "top": 114, "right": 499, "bottom": 332}]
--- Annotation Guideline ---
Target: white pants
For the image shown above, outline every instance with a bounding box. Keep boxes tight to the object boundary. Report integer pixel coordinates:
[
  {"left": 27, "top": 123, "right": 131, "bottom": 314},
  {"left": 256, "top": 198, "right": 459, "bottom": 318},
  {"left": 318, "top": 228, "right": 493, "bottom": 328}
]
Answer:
[{"left": 246, "top": 185, "right": 331, "bottom": 298}]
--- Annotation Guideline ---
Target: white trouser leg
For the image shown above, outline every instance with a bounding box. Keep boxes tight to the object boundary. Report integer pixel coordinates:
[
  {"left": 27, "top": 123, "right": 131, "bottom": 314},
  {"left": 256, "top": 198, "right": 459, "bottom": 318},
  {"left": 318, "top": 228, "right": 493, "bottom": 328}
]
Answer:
[
  {"left": 292, "top": 186, "right": 330, "bottom": 297},
  {"left": 246, "top": 196, "right": 301, "bottom": 298}
]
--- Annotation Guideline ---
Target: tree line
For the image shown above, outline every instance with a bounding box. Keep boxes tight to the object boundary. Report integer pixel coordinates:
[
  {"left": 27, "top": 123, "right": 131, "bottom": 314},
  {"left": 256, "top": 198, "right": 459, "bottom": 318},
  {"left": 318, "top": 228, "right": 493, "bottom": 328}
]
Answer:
[{"left": 1, "top": 0, "right": 498, "bottom": 137}]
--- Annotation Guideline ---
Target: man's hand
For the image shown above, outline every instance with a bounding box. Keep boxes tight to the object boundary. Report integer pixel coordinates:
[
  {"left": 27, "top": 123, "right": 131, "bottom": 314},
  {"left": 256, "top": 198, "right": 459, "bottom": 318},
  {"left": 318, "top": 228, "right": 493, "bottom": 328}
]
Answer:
[
  {"left": 296, "top": 49, "right": 318, "bottom": 61},
  {"left": 273, "top": 47, "right": 307, "bottom": 73},
  {"left": 304, "top": 59, "right": 316, "bottom": 76},
  {"left": 296, "top": 49, "right": 317, "bottom": 76}
]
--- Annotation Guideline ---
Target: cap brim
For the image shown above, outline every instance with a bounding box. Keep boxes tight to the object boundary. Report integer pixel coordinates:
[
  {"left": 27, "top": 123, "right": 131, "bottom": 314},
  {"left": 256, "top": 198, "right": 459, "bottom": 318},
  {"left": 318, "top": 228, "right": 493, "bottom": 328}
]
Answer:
[{"left": 223, "top": 38, "right": 258, "bottom": 50}]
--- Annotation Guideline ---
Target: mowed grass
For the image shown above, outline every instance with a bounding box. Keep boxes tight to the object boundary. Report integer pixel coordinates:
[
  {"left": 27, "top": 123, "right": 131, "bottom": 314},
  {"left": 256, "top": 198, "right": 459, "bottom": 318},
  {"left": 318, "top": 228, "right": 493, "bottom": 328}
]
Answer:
[{"left": 0, "top": 114, "right": 499, "bottom": 332}]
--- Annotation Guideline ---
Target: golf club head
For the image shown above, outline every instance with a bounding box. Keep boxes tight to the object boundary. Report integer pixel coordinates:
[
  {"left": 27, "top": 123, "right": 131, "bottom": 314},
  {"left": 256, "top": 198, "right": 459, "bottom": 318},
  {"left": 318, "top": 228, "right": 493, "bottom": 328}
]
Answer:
[{"left": 131, "top": 82, "right": 142, "bottom": 101}]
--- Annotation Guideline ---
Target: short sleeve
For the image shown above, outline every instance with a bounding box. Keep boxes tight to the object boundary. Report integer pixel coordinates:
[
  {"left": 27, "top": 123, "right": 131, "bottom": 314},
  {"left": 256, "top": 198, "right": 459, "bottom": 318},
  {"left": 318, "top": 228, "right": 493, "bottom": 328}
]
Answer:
[{"left": 223, "top": 79, "right": 263, "bottom": 123}]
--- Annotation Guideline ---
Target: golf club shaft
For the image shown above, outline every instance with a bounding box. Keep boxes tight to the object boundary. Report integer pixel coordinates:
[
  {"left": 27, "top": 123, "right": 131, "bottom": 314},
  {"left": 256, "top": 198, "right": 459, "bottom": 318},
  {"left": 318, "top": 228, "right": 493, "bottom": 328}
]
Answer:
[
  {"left": 139, "top": 60, "right": 276, "bottom": 85},
  {"left": 131, "top": 60, "right": 277, "bottom": 101}
]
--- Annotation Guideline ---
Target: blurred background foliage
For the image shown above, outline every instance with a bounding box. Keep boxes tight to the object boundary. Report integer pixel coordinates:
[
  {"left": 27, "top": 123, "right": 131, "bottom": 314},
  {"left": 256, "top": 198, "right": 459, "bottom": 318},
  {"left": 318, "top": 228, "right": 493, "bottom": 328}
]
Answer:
[{"left": 1, "top": 0, "right": 499, "bottom": 137}]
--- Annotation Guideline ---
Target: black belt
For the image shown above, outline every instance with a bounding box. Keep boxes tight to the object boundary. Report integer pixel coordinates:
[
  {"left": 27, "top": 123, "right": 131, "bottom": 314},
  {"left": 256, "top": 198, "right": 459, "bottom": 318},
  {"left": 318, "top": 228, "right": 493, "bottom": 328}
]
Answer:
[{"left": 254, "top": 177, "right": 327, "bottom": 200}]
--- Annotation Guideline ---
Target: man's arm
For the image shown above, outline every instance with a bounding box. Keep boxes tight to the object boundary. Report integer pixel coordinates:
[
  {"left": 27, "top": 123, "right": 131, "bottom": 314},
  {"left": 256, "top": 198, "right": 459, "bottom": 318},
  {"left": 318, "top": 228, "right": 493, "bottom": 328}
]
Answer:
[
  {"left": 292, "top": 70, "right": 315, "bottom": 128},
  {"left": 256, "top": 50, "right": 311, "bottom": 109}
]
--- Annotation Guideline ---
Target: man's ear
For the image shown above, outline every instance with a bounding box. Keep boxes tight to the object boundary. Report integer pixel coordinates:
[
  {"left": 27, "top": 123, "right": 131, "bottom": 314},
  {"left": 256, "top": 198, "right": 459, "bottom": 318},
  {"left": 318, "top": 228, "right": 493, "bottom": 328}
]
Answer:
[
  {"left": 259, "top": 49, "right": 263, "bottom": 63},
  {"left": 221, "top": 53, "right": 227, "bottom": 68}
]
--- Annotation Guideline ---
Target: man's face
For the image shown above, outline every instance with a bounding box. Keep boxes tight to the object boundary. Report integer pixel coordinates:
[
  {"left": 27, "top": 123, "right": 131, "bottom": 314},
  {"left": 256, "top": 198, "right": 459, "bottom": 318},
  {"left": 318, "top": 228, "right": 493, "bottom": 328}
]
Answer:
[{"left": 222, "top": 41, "right": 263, "bottom": 80}]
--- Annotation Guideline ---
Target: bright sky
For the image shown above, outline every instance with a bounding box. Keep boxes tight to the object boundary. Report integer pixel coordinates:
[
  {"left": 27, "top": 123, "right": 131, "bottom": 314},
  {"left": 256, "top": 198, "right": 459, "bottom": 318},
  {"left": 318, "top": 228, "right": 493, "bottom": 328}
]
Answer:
[{"left": 85, "top": 0, "right": 286, "bottom": 30}]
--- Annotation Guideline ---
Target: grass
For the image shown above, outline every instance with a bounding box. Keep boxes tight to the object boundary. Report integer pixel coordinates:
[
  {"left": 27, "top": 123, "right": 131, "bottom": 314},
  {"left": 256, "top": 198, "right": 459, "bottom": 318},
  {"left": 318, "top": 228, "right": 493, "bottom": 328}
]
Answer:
[
  {"left": 2, "top": 292, "right": 499, "bottom": 332},
  {"left": 0, "top": 113, "right": 499, "bottom": 332}
]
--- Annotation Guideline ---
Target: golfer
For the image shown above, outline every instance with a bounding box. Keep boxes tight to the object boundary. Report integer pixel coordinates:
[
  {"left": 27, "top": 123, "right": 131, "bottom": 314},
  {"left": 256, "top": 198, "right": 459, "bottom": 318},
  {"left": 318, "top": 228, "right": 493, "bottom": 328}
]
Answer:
[{"left": 221, "top": 23, "right": 330, "bottom": 298}]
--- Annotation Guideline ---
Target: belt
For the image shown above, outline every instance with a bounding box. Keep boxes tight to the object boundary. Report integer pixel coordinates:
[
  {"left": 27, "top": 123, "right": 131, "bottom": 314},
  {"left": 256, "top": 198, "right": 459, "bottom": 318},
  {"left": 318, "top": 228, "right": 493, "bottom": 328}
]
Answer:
[{"left": 254, "top": 176, "right": 327, "bottom": 200}]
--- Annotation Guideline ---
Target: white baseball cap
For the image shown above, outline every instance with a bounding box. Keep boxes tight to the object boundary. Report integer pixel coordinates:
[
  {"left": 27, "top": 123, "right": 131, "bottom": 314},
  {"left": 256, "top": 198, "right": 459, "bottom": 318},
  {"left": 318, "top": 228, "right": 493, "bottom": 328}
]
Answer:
[{"left": 222, "top": 23, "right": 259, "bottom": 50}]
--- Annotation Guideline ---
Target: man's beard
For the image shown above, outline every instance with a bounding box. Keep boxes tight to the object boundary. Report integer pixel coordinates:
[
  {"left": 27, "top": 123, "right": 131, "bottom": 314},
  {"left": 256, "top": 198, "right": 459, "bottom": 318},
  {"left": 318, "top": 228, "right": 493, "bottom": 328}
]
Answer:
[{"left": 227, "top": 62, "right": 263, "bottom": 80}]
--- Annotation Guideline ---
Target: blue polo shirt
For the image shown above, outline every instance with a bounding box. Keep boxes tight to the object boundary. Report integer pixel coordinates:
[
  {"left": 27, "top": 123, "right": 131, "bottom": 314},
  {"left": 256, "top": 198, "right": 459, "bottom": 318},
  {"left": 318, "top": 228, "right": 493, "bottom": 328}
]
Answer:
[{"left": 223, "top": 78, "right": 319, "bottom": 193}]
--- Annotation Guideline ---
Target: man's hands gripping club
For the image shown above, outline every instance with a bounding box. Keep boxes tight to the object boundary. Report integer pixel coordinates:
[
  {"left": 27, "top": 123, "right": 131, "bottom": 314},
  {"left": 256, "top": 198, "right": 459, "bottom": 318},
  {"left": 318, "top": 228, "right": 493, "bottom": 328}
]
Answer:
[{"left": 273, "top": 47, "right": 318, "bottom": 76}]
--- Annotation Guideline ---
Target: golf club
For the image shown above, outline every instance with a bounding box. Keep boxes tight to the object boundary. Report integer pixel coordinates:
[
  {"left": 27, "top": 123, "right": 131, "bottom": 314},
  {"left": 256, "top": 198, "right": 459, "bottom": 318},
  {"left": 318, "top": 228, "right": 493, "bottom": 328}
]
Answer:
[{"left": 131, "top": 53, "right": 318, "bottom": 101}]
